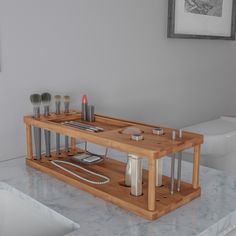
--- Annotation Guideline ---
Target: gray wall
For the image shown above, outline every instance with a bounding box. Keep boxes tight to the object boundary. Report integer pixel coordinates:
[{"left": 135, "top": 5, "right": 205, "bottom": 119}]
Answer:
[{"left": 0, "top": 0, "right": 235, "bottom": 160}]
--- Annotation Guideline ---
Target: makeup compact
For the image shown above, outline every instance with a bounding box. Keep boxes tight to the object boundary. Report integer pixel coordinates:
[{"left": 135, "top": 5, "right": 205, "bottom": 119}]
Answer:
[
  {"left": 152, "top": 127, "right": 164, "bottom": 135},
  {"left": 71, "top": 153, "right": 103, "bottom": 165},
  {"left": 131, "top": 134, "right": 144, "bottom": 141}
]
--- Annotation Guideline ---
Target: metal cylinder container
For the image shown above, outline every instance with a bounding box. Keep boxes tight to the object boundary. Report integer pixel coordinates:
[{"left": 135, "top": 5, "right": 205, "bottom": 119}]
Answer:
[
  {"left": 44, "top": 130, "right": 51, "bottom": 157},
  {"left": 125, "top": 155, "right": 131, "bottom": 187},
  {"left": 156, "top": 159, "right": 163, "bottom": 187},
  {"left": 129, "top": 154, "right": 143, "bottom": 197},
  {"left": 87, "top": 105, "right": 95, "bottom": 122},
  {"left": 81, "top": 103, "right": 87, "bottom": 121}
]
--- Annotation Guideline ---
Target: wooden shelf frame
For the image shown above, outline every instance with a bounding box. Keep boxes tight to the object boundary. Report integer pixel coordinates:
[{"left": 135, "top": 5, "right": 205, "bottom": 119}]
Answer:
[{"left": 24, "top": 111, "right": 203, "bottom": 220}]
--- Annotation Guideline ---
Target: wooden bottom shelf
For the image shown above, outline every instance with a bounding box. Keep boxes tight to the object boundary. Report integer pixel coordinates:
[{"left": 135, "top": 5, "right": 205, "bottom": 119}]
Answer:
[{"left": 26, "top": 151, "right": 201, "bottom": 220}]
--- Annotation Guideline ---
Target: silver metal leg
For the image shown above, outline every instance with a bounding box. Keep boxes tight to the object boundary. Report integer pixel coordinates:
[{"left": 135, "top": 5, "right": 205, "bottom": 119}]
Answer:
[
  {"left": 44, "top": 130, "right": 51, "bottom": 157},
  {"left": 125, "top": 155, "right": 131, "bottom": 187},
  {"left": 170, "top": 154, "right": 176, "bottom": 195},
  {"left": 65, "top": 136, "right": 69, "bottom": 152},
  {"left": 56, "top": 133, "right": 60, "bottom": 155},
  {"left": 156, "top": 159, "right": 163, "bottom": 187},
  {"left": 33, "top": 127, "right": 41, "bottom": 160},
  {"left": 177, "top": 152, "right": 182, "bottom": 192},
  {"left": 129, "top": 154, "right": 143, "bottom": 197}
]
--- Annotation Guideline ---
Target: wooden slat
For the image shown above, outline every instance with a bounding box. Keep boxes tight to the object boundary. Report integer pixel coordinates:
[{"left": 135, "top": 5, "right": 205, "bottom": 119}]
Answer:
[
  {"left": 148, "top": 159, "right": 156, "bottom": 211},
  {"left": 26, "top": 125, "right": 33, "bottom": 160},
  {"left": 193, "top": 145, "right": 201, "bottom": 189}
]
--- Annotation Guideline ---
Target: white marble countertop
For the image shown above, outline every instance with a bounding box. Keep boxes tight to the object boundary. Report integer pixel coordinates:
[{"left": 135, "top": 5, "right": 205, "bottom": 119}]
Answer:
[{"left": 0, "top": 147, "right": 236, "bottom": 236}]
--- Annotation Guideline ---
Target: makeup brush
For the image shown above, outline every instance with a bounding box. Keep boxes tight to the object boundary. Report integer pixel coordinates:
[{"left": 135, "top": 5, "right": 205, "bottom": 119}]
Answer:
[
  {"left": 55, "top": 95, "right": 61, "bottom": 115},
  {"left": 64, "top": 95, "right": 70, "bottom": 113},
  {"left": 30, "top": 94, "right": 42, "bottom": 160},
  {"left": 41, "top": 93, "right": 51, "bottom": 116},
  {"left": 41, "top": 93, "right": 52, "bottom": 158},
  {"left": 55, "top": 95, "right": 61, "bottom": 156},
  {"left": 64, "top": 95, "right": 70, "bottom": 152}
]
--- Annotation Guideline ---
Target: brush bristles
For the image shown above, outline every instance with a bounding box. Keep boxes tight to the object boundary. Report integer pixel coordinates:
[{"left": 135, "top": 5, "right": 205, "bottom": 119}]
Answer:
[
  {"left": 64, "top": 95, "right": 70, "bottom": 103},
  {"left": 30, "top": 94, "right": 41, "bottom": 106},
  {"left": 54, "top": 95, "right": 61, "bottom": 102},
  {"left": 41, "top": 93, "right": 51, "bottom": 105}
]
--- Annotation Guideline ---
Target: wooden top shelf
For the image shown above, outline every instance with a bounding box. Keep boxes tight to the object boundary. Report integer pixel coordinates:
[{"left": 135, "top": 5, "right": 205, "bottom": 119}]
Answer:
[{"left": 24, "top": 111, "right": 203, "bottom": 159}]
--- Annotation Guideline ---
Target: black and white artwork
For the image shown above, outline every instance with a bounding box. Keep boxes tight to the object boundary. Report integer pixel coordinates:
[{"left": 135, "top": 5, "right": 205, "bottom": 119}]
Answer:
[
  {"left": 168, "top": 0, "right": 236, "bottom": 40},
  {"left": 185, "top": 0, "right": 223, "bottom": 17}
]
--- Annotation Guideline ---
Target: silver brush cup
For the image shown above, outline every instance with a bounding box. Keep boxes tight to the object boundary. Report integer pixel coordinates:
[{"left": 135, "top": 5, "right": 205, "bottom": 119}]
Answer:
[
  {"left": 125, "top": 155, "right": 131, "bottom": 187},
  {"left": 156, "top": 159, "right": 163, "bottom": 187},
  {"left": 129, "top": 154, "right": 143, "bottom": 197},
  {"left": 33, "top": 127, "right": 41, "bottom": 160}
]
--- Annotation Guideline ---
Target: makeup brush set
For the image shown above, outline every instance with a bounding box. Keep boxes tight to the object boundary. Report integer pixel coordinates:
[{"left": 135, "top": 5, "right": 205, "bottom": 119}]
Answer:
[
  {"left": 30, "top": 93, "right": 73, "bottom": 160},
  {"left": 29, "top": 93, "right": 104, "bottom": 160}
]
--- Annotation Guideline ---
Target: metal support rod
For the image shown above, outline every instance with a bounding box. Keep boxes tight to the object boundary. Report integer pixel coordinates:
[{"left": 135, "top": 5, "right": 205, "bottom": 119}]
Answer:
[
  {"left": 65, "top": 136, "right": 69, "bottom": 152},
  {"left": 177, "top": 152, "right": 182, "bottom": 192},
  {"left": 56, "top": 133, "right": 60, "bottom": 156},
  {"left": 170, "top": 153, "right": 175, "bottom": 195},
  {"left": 156, "top": 159, "right": 163, "bottom": 187},
  {"left": 44, "top": 130, "right": 51, "bottom": 157}
]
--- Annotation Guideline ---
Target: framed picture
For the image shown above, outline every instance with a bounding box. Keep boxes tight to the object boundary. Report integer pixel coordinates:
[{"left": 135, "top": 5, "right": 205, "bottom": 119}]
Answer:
[{"left": 168, "top": 0, "right": 236, "bottom": 40}]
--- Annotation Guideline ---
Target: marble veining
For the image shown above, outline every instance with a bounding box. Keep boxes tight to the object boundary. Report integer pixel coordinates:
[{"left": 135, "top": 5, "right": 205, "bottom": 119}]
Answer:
[
  {"left": 0, "top": 146, "right": 236, "bottom": 235},
  {"left": 0, "top": 182, "right": 79, "bottom": 236}
]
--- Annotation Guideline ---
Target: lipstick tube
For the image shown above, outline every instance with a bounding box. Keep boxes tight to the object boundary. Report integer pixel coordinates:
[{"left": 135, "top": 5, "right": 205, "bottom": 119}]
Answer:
[{"left": 81, "top": 95, "right": 88, "bottom": 121}]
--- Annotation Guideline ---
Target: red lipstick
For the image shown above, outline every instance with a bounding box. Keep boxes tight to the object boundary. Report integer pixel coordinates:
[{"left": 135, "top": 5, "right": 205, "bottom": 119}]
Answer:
[
  {"left": 81, "top": 94, "right": 88, "bottom": 121},
  {"left": 82, "top": 95, "right": 87, "bottom": 104}
]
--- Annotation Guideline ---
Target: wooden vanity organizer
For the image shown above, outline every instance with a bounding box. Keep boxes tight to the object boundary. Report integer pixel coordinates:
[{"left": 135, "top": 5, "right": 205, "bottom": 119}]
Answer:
[{"left": 24, "top": 111, "right": 203, "bottom": 220}]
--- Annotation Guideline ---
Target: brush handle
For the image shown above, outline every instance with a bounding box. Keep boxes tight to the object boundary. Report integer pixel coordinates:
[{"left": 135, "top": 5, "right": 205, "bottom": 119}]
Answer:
[
  {"left": 33, "top": 107, "right": 40, "bottom": 118},
  {"left": 56, "top": 133, "right": 60, "bottom": 155},
  {"left": 64, "top": 102, "right": 70, "bottom": 113},
  {"left": 65, "top": 136, "right": 69, "bottom": 152},
  {"left": 170, "top": 154, "right": 175, "bottom": 195},
  {"left": 44, "top": 130, "right": 51, "bottom": 157},
  {"left": 33, "top": 127, "right": 41, "bottom": 160},
  {"left": 44, "top": 106, "right": 50, "bottom": 117},
  {"left": 55, "top": 101, "right": 61, "bottom": 115}
]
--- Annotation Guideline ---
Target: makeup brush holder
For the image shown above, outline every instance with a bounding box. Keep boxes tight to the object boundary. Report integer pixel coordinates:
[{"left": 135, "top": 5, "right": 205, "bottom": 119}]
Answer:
[{"left": 24, "top": 112, "right": 203, "bottom": 221}]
